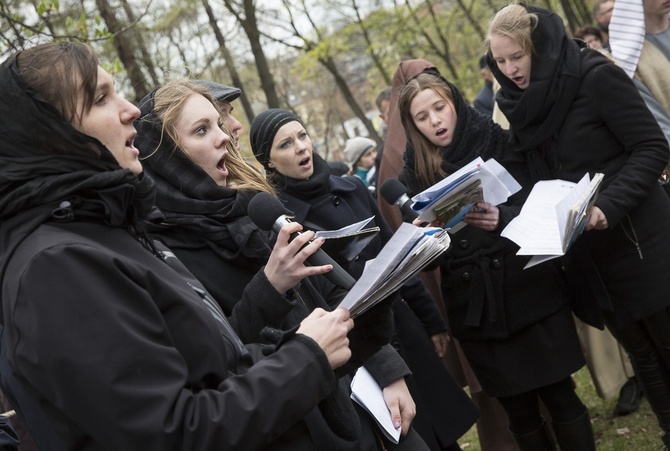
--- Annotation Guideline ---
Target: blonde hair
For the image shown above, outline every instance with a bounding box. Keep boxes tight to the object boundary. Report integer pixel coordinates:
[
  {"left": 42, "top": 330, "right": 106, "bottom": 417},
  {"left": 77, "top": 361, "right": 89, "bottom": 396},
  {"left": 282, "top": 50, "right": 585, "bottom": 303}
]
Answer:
[
  {"left": 485, "top": 4, "right": 537, "bottom": 57},
  {"left": 397, "top": 72, "right": 455, "bottom": 187},
  {"left": 152, "top": 79, "right": 274, "bottom": 195}
]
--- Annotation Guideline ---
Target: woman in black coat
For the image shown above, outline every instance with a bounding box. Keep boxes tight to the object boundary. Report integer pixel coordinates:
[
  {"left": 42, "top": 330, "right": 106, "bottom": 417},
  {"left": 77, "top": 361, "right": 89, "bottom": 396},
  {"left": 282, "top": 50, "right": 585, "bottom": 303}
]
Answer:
[
  {"left": 0, "top": 41, "right": 357, "bottom": 451},
  {"left": 397, "top": 64, "right": 594, "bottom": 450},
  {"left": 249, "top": 108, "right": 480, "bottom": 451},
  {"left": 135, "top": 79, "right": 425, "bottom": 450},
  {"left": 487, "top": 4, "right": 670, "bottom": 448}
]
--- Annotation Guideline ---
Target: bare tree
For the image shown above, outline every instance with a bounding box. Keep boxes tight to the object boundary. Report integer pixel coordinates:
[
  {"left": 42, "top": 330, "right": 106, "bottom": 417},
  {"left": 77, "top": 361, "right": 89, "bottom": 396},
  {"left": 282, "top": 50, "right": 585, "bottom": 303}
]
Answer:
[
  {"left": 221, "top": 0, "right": 280, "bottom": 108},
  {"left": 202, "top": 0, "right": 255, "bottom": 122},
  {"left": 94, "top": 0, "right": 149, "bottom": 100}
]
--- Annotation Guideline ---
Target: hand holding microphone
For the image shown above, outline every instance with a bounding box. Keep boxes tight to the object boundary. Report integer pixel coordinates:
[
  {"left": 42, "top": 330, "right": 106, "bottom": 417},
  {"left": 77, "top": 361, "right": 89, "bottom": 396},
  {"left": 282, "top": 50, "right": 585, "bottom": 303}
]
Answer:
[{"left": 248, "top": 192, "right": 357, "bottom": 290}]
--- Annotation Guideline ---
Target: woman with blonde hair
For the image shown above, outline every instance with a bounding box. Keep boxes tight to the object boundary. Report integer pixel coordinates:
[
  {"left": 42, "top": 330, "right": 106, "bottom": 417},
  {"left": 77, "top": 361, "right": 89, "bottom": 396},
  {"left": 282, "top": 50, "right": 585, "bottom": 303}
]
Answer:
[
  {"left": 136, "top": 79, "right": 420, "bottom": 450},
  {"left": 487, "top": 3, "right": 670, "bottom": 448}
]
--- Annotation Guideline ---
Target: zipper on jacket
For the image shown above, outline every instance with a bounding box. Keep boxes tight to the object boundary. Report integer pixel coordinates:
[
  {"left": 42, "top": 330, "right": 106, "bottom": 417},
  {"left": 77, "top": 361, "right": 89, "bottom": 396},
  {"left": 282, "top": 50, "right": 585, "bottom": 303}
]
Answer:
[{"left": 621, "top": 214, "right": 643, "bottom": 260}]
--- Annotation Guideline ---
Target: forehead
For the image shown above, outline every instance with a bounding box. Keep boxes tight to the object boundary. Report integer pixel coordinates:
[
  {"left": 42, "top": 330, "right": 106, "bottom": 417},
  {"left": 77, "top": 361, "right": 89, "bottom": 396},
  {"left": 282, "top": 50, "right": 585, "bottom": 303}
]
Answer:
[
  {"left": 274, "top": 121, "right": 304, "bottom": 140},
  {"left": 489, "top": 34, "right": 524, "bottom": 56},
  {"left": 410, "top": 88, "right": 446, "bottom": 111},
  {"left": 176, "top": 94, "right": 218, "bottom": 126}
]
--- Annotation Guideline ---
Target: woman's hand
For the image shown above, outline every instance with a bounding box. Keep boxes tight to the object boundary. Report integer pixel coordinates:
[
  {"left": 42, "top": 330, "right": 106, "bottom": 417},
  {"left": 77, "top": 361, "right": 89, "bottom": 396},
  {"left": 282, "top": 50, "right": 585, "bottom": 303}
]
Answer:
[
  {"left": 464, "top": 202, "right": 500, "bottom": 231},
  {"left": 297, "top": 308, "right": 353, "bottom": 369},
  {"left": 382, "top": 377, "right": 416, "bottom": 436},
  {"left": 430, "top": 332, "right": 449, "bottom": 358},
  {"left": 264, "top": 222, "right": 333, "bottom": 294},
  {"left": 586, "top": 206, "right": 608, "bottom": 230}
]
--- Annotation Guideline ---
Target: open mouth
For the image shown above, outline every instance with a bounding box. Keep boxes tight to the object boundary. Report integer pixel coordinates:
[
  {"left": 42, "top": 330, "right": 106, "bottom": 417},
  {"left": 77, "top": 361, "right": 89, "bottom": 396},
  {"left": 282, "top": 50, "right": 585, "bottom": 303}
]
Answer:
[
  {"left": 513, "top": 76, "right": 525, "bottom": 85},
  {"left": 436, "top": 128, "right": 448, "bottom": 138},
  {"left": 216, "top": 154, "right": 228, "bottom": 174},
  {"left": 126, "top": 132, "right": 137, "bottom": 149},
  {"left": 299, "top": 155, "right": 311, "bottom": 167}
]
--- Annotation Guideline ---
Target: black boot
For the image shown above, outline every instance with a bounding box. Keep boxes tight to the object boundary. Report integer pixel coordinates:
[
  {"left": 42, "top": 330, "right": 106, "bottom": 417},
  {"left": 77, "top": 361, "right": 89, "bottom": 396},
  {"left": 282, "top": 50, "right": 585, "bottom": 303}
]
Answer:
[
  {"left": 509, "top": 420, "right": 556, "bottom": 451},
  {"left": 552, "top": 408, "right": 596, "bottom": 451}
]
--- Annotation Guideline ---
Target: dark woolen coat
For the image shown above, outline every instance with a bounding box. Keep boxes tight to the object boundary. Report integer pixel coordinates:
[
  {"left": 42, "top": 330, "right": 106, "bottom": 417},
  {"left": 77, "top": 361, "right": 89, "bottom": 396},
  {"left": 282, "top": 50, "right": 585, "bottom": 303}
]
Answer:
[
  {"left": 278, "top": 167, "right": 480, "bottom": 449},
  {"left": 542, "top": 50, "right": 670, "bottom": 327}
]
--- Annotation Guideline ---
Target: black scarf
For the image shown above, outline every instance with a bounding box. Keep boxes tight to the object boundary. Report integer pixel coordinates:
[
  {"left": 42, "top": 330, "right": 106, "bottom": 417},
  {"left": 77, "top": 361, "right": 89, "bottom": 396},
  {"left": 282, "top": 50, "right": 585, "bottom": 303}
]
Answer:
[
  {"left": 0, "top": 54, "right": 156, "bottom": 302},
  {"left": 135, "top": 91, "right": 272, "bottom": 267},
  {"left": 402, "top": 69, "right": 509, "bottom": 193},
  {"left": 489, "top": 5, "right": 582, "bottom": 180},
  {"left": 271, "top": 152, "right": 332, "bottom": 202}
]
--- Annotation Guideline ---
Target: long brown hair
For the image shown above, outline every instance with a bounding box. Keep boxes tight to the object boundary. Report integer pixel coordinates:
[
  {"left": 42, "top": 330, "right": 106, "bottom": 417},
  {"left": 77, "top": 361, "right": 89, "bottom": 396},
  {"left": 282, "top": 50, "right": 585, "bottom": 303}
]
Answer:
[
  {"left": 17, "top": 42, "right": 99, "bottom": 126},
  {"left": 152, "top": 79, "right": 275, "bottom": 195},
  {"left": 397, "top": 72, "right": 455, "bottom": 188}
]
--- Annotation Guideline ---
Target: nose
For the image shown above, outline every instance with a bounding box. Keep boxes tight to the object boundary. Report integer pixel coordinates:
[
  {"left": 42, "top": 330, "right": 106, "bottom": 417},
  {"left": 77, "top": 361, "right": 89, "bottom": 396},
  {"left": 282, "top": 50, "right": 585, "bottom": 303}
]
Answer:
[
  {"left": 429, "top": 111, "right": 441, "bottom": 126},
  {"left": 121, "top": 98, "right": 141, "bottom": 123},
  {"left": 229, "top": 115, "right": 243, "bottom": 135},
  {"left": 216, "top": 128, "right": 231, "bottom": 148}
]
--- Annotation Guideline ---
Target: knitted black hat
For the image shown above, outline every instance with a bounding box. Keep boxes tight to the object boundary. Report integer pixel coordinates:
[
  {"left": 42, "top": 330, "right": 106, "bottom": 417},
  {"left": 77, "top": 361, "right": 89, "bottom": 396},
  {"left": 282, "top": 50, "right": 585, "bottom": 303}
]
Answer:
[{"left": 250, "top": 108, "right": 302, "bottom": 170}]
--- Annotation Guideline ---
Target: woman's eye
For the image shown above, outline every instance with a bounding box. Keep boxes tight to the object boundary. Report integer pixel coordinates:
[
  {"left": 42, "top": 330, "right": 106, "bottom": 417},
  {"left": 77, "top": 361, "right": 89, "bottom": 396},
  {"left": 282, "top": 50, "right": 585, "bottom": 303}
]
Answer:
[
  {"left": 299, "top": 132, "right": 308, "bottom": 140},
  {"left": 195, "top": 126, "right": 207, "bottom": 135},
  {"left": 94, "top": 94, "right": 107, "bottom": 105},
  {"left": 280, "top": 140, "right": 292, "bottom": 149},
  {"left": 436, "top": 104, "right": 444, "bottom": 111}
]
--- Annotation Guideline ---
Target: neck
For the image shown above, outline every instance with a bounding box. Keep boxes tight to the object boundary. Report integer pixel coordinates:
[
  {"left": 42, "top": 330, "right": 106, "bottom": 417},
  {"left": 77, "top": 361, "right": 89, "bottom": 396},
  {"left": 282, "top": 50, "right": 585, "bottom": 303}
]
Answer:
[{"left": 645, "top": 11, "right": 670, "bottom": 34}]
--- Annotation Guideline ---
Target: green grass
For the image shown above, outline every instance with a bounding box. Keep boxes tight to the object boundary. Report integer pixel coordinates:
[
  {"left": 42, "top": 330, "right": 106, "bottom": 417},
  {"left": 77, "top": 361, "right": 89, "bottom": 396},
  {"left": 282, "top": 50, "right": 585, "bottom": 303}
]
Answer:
[{"left": 457, "top": 367, "right": 663, "bottom": 450}]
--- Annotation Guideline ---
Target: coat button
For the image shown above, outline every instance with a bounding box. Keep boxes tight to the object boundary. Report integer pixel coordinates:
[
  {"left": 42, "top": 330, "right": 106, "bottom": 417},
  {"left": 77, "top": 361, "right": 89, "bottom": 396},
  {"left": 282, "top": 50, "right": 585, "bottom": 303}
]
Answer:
[
  {"left": 491, "top": 259, "right": 502, "bottom": 269},
  {"left": 462, "top": 272, "right": 471, "bottom": 282},
  {"left": 332, "top": 196, "right": 341, "bottom": 206},
  {"left": 459, "top": 239, "right": 469, "bottom": 249}
]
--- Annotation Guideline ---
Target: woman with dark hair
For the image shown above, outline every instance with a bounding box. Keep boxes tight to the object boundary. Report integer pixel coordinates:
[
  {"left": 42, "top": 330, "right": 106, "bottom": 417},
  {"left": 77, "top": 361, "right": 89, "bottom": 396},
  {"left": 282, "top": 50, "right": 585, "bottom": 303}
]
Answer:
[
  {"left": 0, "top": 42, "right": 361, "bottom": 450},
  {"left": 397, "top": 64, "right": 594, "bottom": 450},
  {"left": 487, "top": 3, "right": 670, "bottom": 448},
  {"left": 249, "top": 108, "right": 481, "bottom": 451}
]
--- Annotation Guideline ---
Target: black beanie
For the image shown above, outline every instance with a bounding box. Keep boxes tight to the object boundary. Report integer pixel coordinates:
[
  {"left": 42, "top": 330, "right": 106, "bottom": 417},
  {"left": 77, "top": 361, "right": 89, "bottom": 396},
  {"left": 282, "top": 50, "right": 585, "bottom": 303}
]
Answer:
[{"left": 250, "top": 108, "right": 302, "bottom": 170}]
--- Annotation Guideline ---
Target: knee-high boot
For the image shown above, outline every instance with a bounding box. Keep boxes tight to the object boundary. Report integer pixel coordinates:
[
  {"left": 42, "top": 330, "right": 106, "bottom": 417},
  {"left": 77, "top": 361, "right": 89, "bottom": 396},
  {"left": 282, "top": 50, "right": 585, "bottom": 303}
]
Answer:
[
  {"left": 509, "top": 420, "right": 556, "bottom": 451},
  {"left": 552, "top": 408, "right": 596, "bottom": 450}
]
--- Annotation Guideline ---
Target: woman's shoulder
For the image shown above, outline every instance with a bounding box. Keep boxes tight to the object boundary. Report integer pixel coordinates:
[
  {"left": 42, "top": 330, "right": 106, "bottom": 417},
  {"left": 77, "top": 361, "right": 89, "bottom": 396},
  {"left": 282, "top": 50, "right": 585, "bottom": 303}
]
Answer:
[{"left": 329, "top": 174, "right": 364, "bottom": 193}]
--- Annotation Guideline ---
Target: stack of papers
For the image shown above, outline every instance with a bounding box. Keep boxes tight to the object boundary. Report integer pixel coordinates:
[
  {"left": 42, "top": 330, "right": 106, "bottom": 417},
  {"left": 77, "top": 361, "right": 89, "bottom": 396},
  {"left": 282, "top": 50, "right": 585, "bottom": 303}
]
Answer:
[
  {"left": 501, "top": 173, "right": 604, "bottom": 268},
  {"left": 338, "top": 223, "right": 451, "bottom": 318},
  {"left": 350, "top": 367, "right": 400, "bottom": 444},
  {"left": 411, "top": 157, "right": 521, "bottom": 232}
]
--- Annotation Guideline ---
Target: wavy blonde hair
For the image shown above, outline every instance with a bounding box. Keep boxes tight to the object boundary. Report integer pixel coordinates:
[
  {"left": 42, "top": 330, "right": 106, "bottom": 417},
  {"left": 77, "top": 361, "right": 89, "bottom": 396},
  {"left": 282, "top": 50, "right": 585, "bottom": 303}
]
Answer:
[
  {"left": 398, "top": 72, "right": 455, "bottom": 188},
  {"left": 152, "top": 79, "right": 274, "bottom": 195}
]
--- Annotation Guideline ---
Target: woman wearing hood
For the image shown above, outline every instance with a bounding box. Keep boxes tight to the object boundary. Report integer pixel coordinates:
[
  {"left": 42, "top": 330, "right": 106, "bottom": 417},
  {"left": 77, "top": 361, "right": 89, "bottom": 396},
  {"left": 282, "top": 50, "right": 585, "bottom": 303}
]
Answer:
[
  {"left": 397, "top": 63, "right": 594, "bottom": 450},
  {"left": 487, "top": 3, "right": 670, "bottom": 448},
  {"left": 134, "top": 79, "right": 423, "bottom": 450},
  {"left": 0, "top": 42, "right": 359, "bottom": 450}
]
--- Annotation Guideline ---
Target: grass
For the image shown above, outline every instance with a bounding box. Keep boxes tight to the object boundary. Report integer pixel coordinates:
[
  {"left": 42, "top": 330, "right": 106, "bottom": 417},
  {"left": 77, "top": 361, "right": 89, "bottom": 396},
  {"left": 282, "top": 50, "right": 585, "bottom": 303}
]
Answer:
[{"left": 457, "top": 367, "right": 663, "bottom": 450}]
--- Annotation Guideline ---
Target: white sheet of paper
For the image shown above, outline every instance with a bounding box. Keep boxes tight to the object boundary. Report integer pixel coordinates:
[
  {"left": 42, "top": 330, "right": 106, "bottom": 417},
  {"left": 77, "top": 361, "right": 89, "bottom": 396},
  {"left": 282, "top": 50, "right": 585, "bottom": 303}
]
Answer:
[{"left": 350, "top": 367, "right": 400, "bottom": 444}]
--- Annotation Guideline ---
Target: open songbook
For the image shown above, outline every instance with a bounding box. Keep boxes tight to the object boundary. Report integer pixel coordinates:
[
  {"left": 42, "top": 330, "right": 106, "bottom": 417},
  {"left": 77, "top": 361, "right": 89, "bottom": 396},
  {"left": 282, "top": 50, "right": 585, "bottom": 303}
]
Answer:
[
  {"left": 411, "top": 157, "right": 521, "bottom": 233},
  {"left": 501, "top": 172, "right": 604, "bottom": 268},
  {"left": 338, "top": 223, "right": 451, "bottom": 318}
]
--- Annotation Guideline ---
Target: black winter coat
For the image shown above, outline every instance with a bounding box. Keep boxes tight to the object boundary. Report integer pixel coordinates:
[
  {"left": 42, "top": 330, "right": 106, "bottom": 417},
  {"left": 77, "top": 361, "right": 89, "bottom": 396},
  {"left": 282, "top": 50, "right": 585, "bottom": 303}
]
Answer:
[
  {"left": 546, "top": 50, "right": 670, "bottom": 327},
  {"left": 278, "top": 171, "right": 480, "bottom": 449}
]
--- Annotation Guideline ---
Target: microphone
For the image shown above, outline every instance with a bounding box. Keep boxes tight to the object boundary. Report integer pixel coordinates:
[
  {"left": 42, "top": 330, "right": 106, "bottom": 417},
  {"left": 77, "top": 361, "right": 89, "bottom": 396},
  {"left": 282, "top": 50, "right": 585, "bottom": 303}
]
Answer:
[
  {"left": 379, "top": 178, "right": 418, "bottom": 223},
  {"left": 248, "top": 192, "right": 357, "bottom": 290}
]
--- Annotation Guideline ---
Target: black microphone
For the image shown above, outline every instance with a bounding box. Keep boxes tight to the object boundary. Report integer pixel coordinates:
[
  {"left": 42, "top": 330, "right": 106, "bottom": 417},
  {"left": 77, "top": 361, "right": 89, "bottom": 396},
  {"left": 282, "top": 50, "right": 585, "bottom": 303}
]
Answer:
[
  {"left": 379, "top": 178, "right": 418, "bottom": 223},
  {"left": 248, "top": 192, "right": 357, "bottom": 290}
]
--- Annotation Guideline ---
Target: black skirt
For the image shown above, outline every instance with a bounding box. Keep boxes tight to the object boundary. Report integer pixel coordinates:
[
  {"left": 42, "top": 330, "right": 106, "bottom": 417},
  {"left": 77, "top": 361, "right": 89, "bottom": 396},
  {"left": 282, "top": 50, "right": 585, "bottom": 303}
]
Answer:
[{"left": 459, "top": 305, "right": 584, "bottom": 397}]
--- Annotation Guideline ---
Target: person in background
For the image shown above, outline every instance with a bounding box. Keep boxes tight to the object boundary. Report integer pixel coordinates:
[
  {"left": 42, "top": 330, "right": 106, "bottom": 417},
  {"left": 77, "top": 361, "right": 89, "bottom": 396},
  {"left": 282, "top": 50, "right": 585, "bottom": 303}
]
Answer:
[
  {"left": 473, "top": 55, "right": 495, "bottom": 116},
  {"left": 343, "top": 136, "right": 378, "bottom": 190},
  {"left": 609, "top": 0, "right": 670, "bottom": 148},
  {"left": 0, "top": 41, "right": 357, "bottom": 450},
  {"left": 398, "top": 66, "right": 593, "bottom": 451},
  {"left": 573, "top": 25, "right": 607, "bottom": 52},
  {"left": 487, "top": 4, "right": 670, "bottom": 448},
  {"left": 593, "top": 0, "right": 614, "bottom": 49},
  {"left": 195, "top": 80, "right": 244, "bottom": 153},
  {"left": 374, "top": 87, "right": 392, "bottom": 174},
  {"left": 136, "top": 79, "right": 419, "bottom": 450},
  {"left": 250, "top": 107, "right": 480, "bottom": 451}
]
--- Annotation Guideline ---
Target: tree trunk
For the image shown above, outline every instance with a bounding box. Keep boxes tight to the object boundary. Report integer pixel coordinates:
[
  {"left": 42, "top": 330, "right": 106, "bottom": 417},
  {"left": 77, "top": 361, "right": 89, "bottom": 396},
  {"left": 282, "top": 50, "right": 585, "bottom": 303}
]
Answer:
[
  {"left": 120, "top": 0, "right": 158, "bottom": 85},
  {"left": 320, "top": 56, "right": 383, "bottom": 147},
  {"left": 202, "top": 0, "right": 255, "bottom": 122},
  {"left": 94, "top": 0, "right": 149, "bottom": 101}
]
